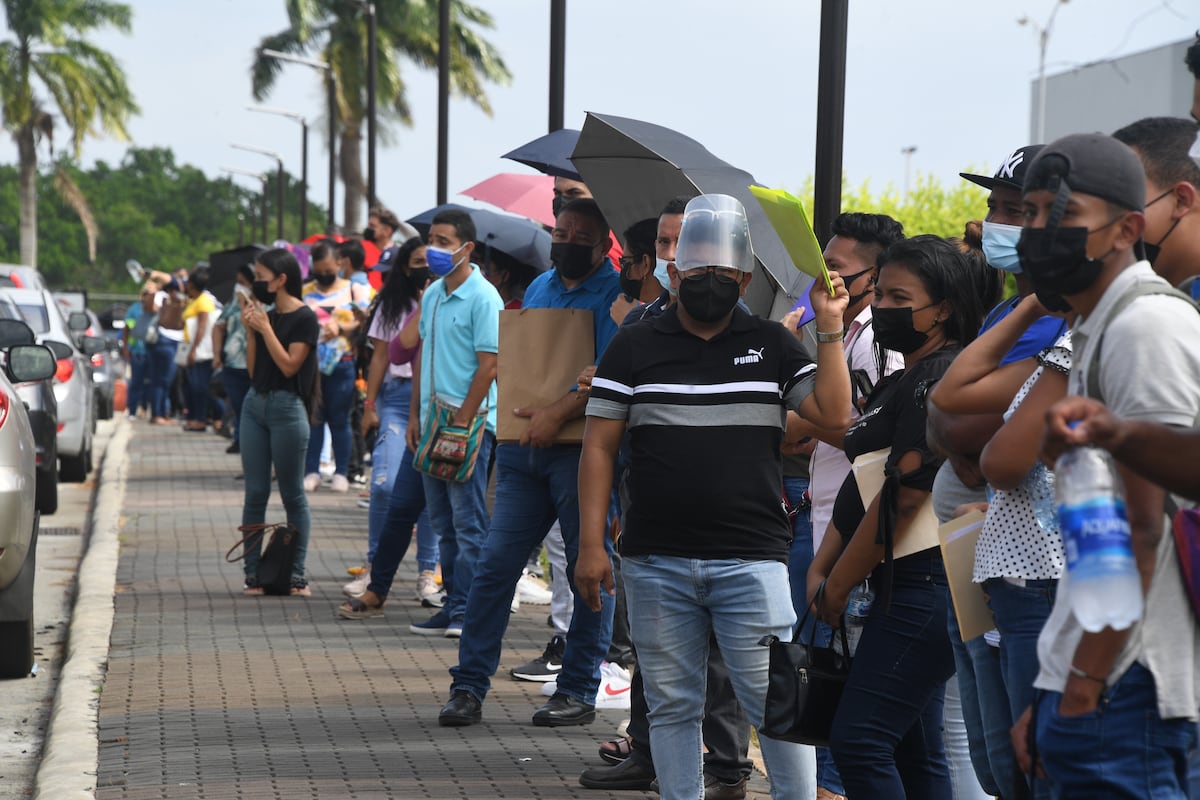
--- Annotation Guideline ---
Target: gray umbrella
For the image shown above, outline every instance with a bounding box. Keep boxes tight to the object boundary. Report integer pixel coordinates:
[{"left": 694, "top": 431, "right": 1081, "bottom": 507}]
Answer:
[
  {"left": 406, "top": 203, "right": 551, "bottom": 272},
  {"left": 570, "top": 112, "right": 813, "bottom": 320}
]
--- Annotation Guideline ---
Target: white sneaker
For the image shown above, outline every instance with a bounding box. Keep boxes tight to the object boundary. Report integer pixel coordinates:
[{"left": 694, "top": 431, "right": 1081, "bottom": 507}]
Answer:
[
  {"left": 330, "top": 474, "right": 350, "bottom": 493},
  {"left": 416, "top": 571, "right": 444, "bottom": 607},
  {"left": 594, "top": 661, "right": 633, "bottom": 710},
  {"left": 516, "top": 569, "right": 553, "bottom": 605},
  {"left": 343, "top": 573, "right": 368, "bottom": 597},
  {"left": 540, "top": 678, "right": 558, "bottom": 697},
  {"left": 303, "top": 473, "right": 321, "bottom": 492}
]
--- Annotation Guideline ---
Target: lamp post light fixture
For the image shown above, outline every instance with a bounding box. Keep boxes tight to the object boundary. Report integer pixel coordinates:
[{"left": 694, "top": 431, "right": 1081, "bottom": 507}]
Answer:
[
  {"left": 901, "top": 145, "right": 917, "bottom": 198},
  {"left": 222, "top": 166, "right": 268, "bottom": 244},
  {"left": 247, "top": 105, "right": 309, "bottom": 240},
  {"left": 231, "top": 143, "right": 285, "bottom": 241},
  {"left": 261, "top": 48, "right": 337, "bottom": 230}
]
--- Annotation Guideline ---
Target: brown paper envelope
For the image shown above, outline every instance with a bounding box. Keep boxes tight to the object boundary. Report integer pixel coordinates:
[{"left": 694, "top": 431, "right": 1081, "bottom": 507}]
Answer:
[
  {"left": 937, "top": 509, "right": 994, "bottom": 641},
  {"left": 497, "top": 308, "right": 595, "bottom": 444},
  {"left": 851, "top": 448, "right": 941, "bottom": 560}
]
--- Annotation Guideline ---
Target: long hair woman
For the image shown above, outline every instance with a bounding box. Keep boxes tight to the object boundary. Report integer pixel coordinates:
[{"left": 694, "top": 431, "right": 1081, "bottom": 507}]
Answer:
[
  {"left": 239, "top": 247, "right": 320, "bottom": 596},
  {"left": 808, "top": 234, "right": 998, "bottom": 798}
]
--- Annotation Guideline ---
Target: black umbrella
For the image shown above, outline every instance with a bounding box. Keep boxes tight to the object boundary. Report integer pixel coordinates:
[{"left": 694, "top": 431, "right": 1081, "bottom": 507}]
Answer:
[
  {"left": 570, "top": 112, "right": 813, "bottom": 319},
  {"left": 406, "top": 204, "right": 552, "bottom": 272},
  {"left": 502, "top": 128, "right": 582, "bottom": 180}
]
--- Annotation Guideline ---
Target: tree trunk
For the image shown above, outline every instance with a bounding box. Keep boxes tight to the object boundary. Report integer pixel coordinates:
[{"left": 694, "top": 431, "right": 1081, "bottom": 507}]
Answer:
[
  {"left": 340, "top": 127, "right": 364, "bottom": 234},
  {"left": 16, "top": 127, "right": 38, "bottom": 267}
]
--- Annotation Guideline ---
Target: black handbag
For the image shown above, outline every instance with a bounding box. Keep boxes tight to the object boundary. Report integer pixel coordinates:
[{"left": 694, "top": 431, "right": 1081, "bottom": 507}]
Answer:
[
  {"left": 225, "top": 523, "right": 299, "bottom": 595},
  {"left": 758, "top": 582, "right": 853, "bottom": 747}
]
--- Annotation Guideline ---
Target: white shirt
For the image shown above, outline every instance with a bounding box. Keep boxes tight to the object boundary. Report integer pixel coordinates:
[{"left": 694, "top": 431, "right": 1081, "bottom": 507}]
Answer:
[
  {"left": 973, "top": 332, "right": 1072, "bottom": 583},
  {"left": 809, "top": 305, "right": 904, "bottom": 550}
]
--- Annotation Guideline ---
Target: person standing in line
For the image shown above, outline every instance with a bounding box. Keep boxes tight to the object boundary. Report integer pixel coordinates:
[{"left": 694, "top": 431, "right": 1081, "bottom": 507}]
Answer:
[
  {"left": 181, "top": 266, "right": 219, "bottom": 432},
  {"left": 213, "top": 264, "right": 255, "bottom": 455},
  {"left": 238, "top": 248, "right": 319, "bottom": 597},
  {"left": 149, "top": 276, "right": 185, "bottom": 425},
  {"left": 123, "top": 284, "right": 157, "bottom": 419}
]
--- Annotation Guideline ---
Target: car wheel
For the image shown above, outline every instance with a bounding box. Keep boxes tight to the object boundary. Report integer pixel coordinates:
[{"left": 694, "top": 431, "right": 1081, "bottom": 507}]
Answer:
[
  {"left": 0, "top": 619, "right": 34, "bottom": 679},
  {"left": 59, "top": 450, "right": 88, "bottom": 483},
  {"left": 35, "top": 465, "right": 58, "bottom": 515},
  {"left": 85, "top": 444, "right": 93, "bottom": 474}
]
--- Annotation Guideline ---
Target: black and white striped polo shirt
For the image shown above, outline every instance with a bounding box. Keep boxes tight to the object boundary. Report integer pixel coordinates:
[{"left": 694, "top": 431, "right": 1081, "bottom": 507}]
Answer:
[{"left": 587, "top": 306, "right": 816, "bottom": 561}]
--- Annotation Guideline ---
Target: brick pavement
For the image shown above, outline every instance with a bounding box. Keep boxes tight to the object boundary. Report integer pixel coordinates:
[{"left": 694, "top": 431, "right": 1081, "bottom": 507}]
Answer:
[{"left": 93, "top": 421, "right": 773, "bottom": 799}]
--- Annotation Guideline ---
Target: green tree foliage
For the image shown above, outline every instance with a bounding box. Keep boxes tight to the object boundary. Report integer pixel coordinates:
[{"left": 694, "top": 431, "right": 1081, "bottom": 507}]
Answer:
[
  {"left": 790, "top": 174, "right": 990, "bottom": 239},
  {"left": 0, "top": 147, "right": 325, "bottom": 290}
]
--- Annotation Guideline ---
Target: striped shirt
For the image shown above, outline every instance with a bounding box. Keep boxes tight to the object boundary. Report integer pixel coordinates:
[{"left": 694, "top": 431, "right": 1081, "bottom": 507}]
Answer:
[{"left": 587, "top": 305, "right": 817, "bottom": 561}]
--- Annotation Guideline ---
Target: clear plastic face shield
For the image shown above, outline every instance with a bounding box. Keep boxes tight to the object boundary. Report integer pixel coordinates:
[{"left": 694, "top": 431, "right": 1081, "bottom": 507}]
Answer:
[{"left": 673, "top": 194, "right": 755, "bottom": 278}]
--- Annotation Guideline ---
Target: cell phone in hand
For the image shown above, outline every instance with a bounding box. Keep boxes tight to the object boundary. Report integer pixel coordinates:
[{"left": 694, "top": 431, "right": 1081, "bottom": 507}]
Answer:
[{"left": 234, "top": 283, "right": 252, "bottom": 301}]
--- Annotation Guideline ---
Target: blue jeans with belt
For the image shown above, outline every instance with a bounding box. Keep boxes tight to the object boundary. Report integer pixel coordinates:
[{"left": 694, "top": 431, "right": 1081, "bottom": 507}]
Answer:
[
  {"left": 305, "top": 358, "right": 355, "bottom": 477},
  {"left": 367, "top": 377, "right": 435, "bottom": 572},
  {"left": 831, "top": 551, "right": 955, "bottom": 800},
  {"left": 238, "top": 388, "right": 311, "bottom": 585}
]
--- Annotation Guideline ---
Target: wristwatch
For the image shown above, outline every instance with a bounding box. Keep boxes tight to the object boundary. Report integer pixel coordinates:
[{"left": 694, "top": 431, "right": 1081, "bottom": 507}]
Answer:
[{"left": 815, "top": 328, "right": 846, "bottom": 344}]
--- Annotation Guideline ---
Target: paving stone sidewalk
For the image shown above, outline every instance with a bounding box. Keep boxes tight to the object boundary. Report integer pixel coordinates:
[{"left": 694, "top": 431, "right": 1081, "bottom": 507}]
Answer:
[{"left": 93, "top": 421, "right": 772, "bottom": 799}]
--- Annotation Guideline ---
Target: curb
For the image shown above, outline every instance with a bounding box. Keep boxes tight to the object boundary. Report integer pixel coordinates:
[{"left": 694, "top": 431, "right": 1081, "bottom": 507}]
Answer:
[{"left": 33, "top": 419, "right": 130, "bottom": 800}]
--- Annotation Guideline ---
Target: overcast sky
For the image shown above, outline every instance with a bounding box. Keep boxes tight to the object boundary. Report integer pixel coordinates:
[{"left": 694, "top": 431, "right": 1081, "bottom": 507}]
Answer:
[{"left": 4, "top": 0, "right": 1195, "bottom": 230}]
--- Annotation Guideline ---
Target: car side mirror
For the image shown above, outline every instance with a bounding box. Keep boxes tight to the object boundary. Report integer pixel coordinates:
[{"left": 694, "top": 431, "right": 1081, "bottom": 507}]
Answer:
[
  {"left": 6, "top": 344, "right": 56, "bottom": 383},
  {"left": 0, "top": 319, "right": 35, "bottom": 348},
  {"left": 67, "top": 311, "right": 89, "bottom": 332},
  {"left": 79, "top": 336, "right": 107, "bottom": 356}
]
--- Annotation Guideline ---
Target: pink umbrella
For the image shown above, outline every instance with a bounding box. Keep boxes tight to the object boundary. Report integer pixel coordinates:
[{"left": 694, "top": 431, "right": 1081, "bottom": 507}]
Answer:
[{"left": 460, "top": 173, "right": 555, "bottom": 227}]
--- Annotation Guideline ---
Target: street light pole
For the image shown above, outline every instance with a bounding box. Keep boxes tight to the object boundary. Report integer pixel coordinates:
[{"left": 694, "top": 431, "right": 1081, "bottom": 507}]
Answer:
[
  {"left": 231, "top": 143, "right": 285, "bottom": 241},
  {"left": 437, "top": 0, "right": 450, "bottom": 205},
  {"left": 548, "top": 0, "right": 566, "bottom": 133},
  {"left": 813, "top": 0, "right": 849, "bottom": 249},
  {"left": 261, "top": 49, "right": 337, "bottom": 230},
  {"left": 246, "top": 105, "right": 309, "bottom": 239},
  {"left": 366, "top": 3, "right": 377, "bottom": 210},
  {"left": 901, "top": 146, "right": 917, "bottom": 198},
  {"left": 1019, "top": 0, "right": 1069, "bottom": 143},
  {"left": 222, "top": 166, "right": 268, "bottom": 243}
]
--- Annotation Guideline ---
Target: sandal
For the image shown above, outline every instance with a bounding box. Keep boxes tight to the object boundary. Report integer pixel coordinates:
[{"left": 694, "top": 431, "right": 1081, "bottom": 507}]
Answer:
[
  {"left": 598, "top": 737, "right": 633, "bottom": 765},
  {"left": 243, "top": 578, "right": 264, "bottom": 596},
  {"left": 337, "top": 595, "right": 384, "bottom": 619}
]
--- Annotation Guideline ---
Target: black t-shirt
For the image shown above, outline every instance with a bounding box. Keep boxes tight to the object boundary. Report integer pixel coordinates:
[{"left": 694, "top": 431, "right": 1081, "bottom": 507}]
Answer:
[
  {"left": 588, "top": 306, "right": 817, "bottom": 562},
  {"left": 831, "top": 345, "right": 959, "bottom": 544},
  {"left": 251, "top": 305, "right": 320, "bottom": 402}
]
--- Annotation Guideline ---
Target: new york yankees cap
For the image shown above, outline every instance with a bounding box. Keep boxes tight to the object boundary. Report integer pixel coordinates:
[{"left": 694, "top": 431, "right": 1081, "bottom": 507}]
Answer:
[
  {"left": 1022, "top": 133, "right": 1145, "bottom": 212},
  {"left": 960, "top": 144, "right": 1044, "bottom": 191}
]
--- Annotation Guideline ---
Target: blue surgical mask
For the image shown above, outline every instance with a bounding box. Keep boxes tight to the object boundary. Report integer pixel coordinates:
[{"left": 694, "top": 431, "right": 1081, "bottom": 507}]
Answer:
[
  {"left": 981, "top": 221, "right": 1024, "bottom": 274},
  {"left": 426, "top": 243, "right": 466, "bottom": 277},
  {"left": 654, "top": 257, "right": 677, "bottom": 297}
]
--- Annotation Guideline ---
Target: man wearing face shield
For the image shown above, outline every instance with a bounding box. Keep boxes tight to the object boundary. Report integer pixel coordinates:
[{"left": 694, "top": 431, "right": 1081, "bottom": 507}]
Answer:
[
  {"left": 1008, "top": 133, "right": 1200, "bottom": 798},
  {"left": 576, "top": 194, "right": 853, "bottom": 800}
]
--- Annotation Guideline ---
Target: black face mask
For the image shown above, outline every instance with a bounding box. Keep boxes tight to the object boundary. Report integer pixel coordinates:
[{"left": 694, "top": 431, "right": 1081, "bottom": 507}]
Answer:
[
  {"left": 872, "top": 304, "right": 938, "bottom": 354},
  {"left": 619, "top": 268, "right": 643, "bottom": 300},
  {"left": 1034, "top": 287, "right": 1073, "bottom": 313},
  {"left": 841, "top": 268, "right": 875, "bottom": 307},
  {"left": 1016, "top": 220, "right": 1119, "bottom": 298},
  {"left": 551, "top": 195, "right": 567, "bottom": 219},
  {"left": 407, "top": 267, "right": 431, "bottom": 291},
  {"left": 1142, "top": 217, "right": 1181, "bottom": 267},
  {"left": 678, "top": 272, "right": 741, "bottom": 323},
  {"left": 363, "top": 226, "right": 376, "bottom": 242},
  {"left": 551, "top": 242, "right": 598, "bottom": 281},
  {"left": 313, "top": 272, "right": 337, "bottom": 287},
  {"left": 252, "top": 280, "right": 277, "bottom": 305}
]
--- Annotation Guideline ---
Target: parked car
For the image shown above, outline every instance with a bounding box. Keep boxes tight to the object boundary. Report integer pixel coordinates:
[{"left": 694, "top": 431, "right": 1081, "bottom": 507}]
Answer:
[
  {"left": 67, "top": 308, "right": 119, "bottom": 420},
  {"left": 0, "top": 319, "right": 58, "bottom": 514},
  {"left": 0, "top": 264, "right": 49, "bottom": 292},
  {"left": 0, "top": 340, "right": 59, "bottom": 678},
  {"left": 1, "top": 288, "right": 101, "bottom": 482}
]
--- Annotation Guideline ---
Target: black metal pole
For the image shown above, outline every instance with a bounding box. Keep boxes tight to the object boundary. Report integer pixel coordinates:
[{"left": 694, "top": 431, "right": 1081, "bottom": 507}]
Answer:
[
  {"left": 366, "top": 3, "right": 377, "bottom": 210},
  {"left": 813, "top": 0, "right": 849, "bottom": 248},
  {"left": 260, "top": 179, "right": 268, "bottom": 244},
  {"left": 327, "top": 70, "right": 337, "bottom": 230},
  {"left": 300, "top": 121, "right": 309, "bottom": 240},
  {"left": 238, "top": 214, "right": 245, "bottom": 247},
  {"left": 276, "top": 161, "right": 285, "bottom": 240},
  {"left": 436, "top": 0, "right": 450, "bottom": 205},
  {"left": 548, "top": 0, "right": 566, "bottom": 132}
]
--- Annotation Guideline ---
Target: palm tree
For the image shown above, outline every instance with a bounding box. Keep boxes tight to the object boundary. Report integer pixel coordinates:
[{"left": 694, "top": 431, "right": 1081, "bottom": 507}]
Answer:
[
  {"left": 252, "top": 0, "right": 511, "bottom": 232},
  {"left": 0, "top": 0, "right": 138, "bottom": 268}
]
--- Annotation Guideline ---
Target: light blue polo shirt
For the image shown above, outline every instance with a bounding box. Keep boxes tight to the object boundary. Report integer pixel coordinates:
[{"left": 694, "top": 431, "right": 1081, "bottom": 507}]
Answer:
[
  {"left": 522, "top": 258, "right": 622, "bottom": 369},
  {"left": 418, "top": 265, "right": 503, "bottom": 432}
]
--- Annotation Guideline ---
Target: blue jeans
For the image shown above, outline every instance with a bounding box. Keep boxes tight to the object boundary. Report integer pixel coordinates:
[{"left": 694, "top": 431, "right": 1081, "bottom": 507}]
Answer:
[
  {"left": 622, "top": 554, "right": 816, "bottom": 800},
  {"left": 421, "top": 432, "right": 494, "bottom": 623},
  {"left": 148, "top": 338, "right": 178, "bottom": 418},
  {"left": 367, "top": 445, "right": 429, "bottom": 599},
  {"left": 451, "top": 443, "right": 615, "bottom": 706},
  {"left": 222, "top": 367, "right": 251, "bottom": 442},
  {"left": 831, "top": 553, "right": 955, "bottom": 800},
  {"left": 187, "top": 359, "right": 218, "bottom": 423},
  {"left": 1036, "top": 663, "right": 1197, "bottom": 799},
  {"left": 947, "top": 587, "right": 1017, "bottom": 798},
  {"left": 367, "top": 378, "right": 434, "bottom": 571},
  {"left": 238, "top": 389, "right": 311, "bottom": 584},
  {"left": 127, "top": 351, "right": 148, "bottom": 415},
  {"left": 986, "top": 577, "right": 1058, "bottom": 799},
  {"left": 305, "top": 358, "right": 355, "bottom": 477}
]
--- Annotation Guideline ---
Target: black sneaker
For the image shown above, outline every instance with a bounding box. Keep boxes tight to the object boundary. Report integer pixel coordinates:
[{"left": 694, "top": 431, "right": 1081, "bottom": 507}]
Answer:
[
  {"left": 226, "top": 441, "right": 240, "bottom": 454},
  {"left": 511, "top": 635, "right": 565, "bottom": 682}
]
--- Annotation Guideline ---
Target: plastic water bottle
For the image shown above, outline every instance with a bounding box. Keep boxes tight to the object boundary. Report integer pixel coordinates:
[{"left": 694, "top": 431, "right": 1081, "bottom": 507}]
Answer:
[
  {"left": 1025, "top": 461, "right": 1059, "bottom": 532},
  {"left": 842, "top": 580, "right": 873, "bottom": 656},
  {"left": 1054, "top": 444, "right": 1143, "bottom": 632}
]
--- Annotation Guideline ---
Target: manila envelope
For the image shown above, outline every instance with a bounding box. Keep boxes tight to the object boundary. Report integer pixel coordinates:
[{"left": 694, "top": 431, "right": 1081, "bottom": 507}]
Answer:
[
  {"left": 938, "top": 509, "right": 994, "bottom": 642},
  {"left": 497, "top": 308, "right": 594, "bottom": 445},
  {"left": 851, "top": 448, "right": 941, "bottom": 560}
]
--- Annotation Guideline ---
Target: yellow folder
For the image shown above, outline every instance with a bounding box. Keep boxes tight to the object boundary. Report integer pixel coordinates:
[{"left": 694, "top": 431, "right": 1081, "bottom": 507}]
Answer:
[
  {"left": 937, "top": 509, "right": 995, "bottom": 642},
  {"left": 748, "top": 185, "right": 835, "bottom": 295}
]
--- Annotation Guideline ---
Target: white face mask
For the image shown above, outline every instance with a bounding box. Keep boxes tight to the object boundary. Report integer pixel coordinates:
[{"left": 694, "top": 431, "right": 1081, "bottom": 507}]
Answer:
[
  {"left": 981, "top": 221, "right": 1024, "bottom": 273},
  {"left": 653, "top": 257, "right": 677, "bottom": 296}
]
